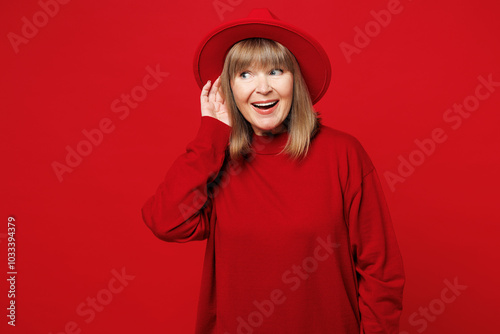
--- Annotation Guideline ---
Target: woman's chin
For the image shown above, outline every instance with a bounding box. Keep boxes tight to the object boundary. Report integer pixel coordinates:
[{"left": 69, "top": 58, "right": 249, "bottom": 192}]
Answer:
[{"left": 252, "top": 123, "right": 285, "bottom": 136}]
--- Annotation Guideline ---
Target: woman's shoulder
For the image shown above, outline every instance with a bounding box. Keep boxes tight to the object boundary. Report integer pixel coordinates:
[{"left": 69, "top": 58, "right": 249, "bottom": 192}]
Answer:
[
  {"left": 314, "top": 123, "right": 375, "bottom": 174},
  {"left": 316, "top": 123, "right": 365, "bottom": 150}
]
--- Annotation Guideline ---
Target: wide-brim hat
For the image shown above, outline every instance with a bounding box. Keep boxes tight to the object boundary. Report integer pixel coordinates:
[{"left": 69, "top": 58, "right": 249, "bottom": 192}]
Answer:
[{"left": 193, "top": 8, "right": 331, "bottom": 105}]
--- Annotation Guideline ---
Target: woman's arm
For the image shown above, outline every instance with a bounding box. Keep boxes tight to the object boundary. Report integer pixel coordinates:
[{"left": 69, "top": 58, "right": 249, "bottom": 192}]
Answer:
[
  {"left": 346, "top": 167, "right": 406, "bottom": 334},
  {"left": 141, "top": 78, "right": 231, "bottom": 242}
]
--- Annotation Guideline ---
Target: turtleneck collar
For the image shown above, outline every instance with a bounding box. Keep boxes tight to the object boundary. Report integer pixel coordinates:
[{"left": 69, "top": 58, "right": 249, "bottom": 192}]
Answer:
[{"left": 251, "top": 130, "right": 289, "bottom": 155}]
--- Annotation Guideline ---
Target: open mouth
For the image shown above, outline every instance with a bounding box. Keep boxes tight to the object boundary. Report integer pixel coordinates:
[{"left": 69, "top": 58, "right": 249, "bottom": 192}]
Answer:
[{"left": 251, "top": 100, "right": 279, "bottom": 110}]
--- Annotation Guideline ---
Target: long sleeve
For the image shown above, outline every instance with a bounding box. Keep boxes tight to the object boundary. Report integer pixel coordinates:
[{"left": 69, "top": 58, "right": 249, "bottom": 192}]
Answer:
[
  {"left": 141, "top": 116, "right": 231, "bottom": 243},
  {"left": 346, "top": 167, "right": 406, "bottom": 334}
]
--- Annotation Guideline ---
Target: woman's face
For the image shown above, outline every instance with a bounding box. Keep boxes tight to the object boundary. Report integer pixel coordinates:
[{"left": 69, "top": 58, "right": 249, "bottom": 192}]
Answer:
[{"left": 231, "top": 64, "right": 293, "bottom": 136}]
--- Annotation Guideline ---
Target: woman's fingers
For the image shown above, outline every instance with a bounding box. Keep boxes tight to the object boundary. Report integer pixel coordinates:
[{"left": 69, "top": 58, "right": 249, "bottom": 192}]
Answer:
[
  {"left": 201, "top": 76, "right": 227, "bottom": 119},
  {"left": 213, "top": 77, "right": 226, "bottom": 106},
  {"left": 208, "top": 77, "right": 218, "bottom": 101},
  {"left": 214, "top": 79, "right": 224, "bottom": 104},
  {"left": 199, "top": 77, "right": 230, "bottom": 126},
  {"left": 202, "top": 77, "right": 223, "bottom": 101},
  {"left": 200, "top": 80, "right": 211, "bottom": 102}
]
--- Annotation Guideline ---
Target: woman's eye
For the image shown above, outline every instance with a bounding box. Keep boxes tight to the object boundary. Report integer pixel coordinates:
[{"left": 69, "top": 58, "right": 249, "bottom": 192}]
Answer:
[
  {"left": 240, "top": 72, "right": 250, "bottom": 79},
  {"left": 270, "top": 69, "right": 283, "bottom": 75}
]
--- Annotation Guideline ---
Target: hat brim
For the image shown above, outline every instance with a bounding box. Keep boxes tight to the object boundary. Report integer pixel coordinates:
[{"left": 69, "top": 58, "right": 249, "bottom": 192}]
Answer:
[{"left": 193, "top": 17, "right": 331, "bottom": 105}]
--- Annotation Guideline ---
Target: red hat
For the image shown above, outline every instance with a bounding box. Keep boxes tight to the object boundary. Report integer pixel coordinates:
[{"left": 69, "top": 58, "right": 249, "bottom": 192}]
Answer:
[{"left": 193, "top": 8, "right": 332, "bottom": 105}]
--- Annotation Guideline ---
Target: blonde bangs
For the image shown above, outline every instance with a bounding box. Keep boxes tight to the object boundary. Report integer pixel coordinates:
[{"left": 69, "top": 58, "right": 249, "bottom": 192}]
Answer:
[{"left": 226, "top": 39, "right": 295, "bottom": 79}]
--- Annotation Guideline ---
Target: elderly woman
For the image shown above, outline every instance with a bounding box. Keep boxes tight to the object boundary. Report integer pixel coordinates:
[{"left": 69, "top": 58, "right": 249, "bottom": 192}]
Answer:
[{"left": 142, "top": 8, "right": 405, "bottom": 334}]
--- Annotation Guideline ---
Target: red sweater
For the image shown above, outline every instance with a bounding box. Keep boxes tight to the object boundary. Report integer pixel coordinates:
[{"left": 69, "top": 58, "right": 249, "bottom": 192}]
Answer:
[{"left": 142, "top": 116, "right": 405, "bottom": 334}]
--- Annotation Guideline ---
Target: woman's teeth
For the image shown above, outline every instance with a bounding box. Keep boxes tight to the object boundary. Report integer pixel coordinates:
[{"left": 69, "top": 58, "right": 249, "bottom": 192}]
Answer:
[{"left": 252, "top": 101, "right": 278, "bottom": 109}]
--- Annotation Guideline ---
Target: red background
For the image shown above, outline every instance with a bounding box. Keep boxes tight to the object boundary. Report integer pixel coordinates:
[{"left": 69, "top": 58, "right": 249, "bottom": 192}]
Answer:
[{"left": 1, "top": 0, "right": 499, "bottom": 333}]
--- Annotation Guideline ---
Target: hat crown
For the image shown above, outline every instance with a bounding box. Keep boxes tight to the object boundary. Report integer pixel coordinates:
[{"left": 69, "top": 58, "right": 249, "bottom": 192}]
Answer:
[{"left": 248, "top": 8, "right": 280, "bottom": 20}]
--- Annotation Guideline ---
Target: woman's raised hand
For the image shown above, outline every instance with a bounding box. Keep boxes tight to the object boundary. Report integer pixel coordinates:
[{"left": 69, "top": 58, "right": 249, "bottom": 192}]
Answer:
[{"left": 200, "top": 76, "right": 231, "bottom": 127}]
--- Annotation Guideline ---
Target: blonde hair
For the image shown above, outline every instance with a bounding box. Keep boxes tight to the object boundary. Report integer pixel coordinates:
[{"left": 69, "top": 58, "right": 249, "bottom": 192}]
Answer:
[{"left": 220, "top": 38, "right": 321, "bottom": 161}]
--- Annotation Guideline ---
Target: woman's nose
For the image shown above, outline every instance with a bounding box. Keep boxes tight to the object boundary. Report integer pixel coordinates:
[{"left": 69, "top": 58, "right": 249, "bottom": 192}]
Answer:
[{"left": 255, "top": 75, "right": 272, "bottom": 94}]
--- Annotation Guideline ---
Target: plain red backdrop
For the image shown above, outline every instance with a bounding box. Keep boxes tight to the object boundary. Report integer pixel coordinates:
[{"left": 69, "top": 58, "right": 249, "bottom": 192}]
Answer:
[{"left": 1, "top": 0, "right": 499, "bottom": 333}]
